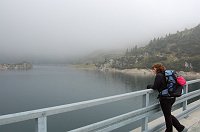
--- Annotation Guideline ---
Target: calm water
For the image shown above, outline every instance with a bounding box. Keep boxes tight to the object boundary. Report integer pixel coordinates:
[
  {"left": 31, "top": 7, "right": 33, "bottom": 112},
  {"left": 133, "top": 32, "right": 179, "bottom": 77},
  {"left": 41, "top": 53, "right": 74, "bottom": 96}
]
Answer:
[{"left": 0, "top": 66, "right": 198, "bottom": 132}]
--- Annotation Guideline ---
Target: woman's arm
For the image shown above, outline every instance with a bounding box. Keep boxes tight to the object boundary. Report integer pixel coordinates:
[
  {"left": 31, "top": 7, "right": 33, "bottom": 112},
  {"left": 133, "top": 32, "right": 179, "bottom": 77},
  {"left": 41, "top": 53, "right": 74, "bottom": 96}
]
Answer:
[{"left": 147, "top": 73, "right": 164, "bottom": 91}]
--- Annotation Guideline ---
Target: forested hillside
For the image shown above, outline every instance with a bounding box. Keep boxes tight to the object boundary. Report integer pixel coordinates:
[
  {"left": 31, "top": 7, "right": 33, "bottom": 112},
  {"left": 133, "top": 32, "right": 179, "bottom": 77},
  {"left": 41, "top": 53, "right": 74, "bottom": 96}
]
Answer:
[{"left": 99, "top": 24, "right": 200, "bottom": 72}]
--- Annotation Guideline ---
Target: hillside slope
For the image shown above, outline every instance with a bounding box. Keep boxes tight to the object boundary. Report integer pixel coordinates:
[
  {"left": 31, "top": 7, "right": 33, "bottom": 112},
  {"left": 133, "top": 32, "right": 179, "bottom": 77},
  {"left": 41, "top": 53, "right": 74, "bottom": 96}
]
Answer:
[{"left": 101, "top": 24, "right": 200, "bottom": 72}]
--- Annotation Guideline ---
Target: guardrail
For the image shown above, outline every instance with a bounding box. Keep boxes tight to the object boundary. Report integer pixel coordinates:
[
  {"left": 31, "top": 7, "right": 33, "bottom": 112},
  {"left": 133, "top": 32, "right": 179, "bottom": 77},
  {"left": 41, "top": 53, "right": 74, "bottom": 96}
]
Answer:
[{"left": 0, "top": 79, "right": 200, "bottom": 132}]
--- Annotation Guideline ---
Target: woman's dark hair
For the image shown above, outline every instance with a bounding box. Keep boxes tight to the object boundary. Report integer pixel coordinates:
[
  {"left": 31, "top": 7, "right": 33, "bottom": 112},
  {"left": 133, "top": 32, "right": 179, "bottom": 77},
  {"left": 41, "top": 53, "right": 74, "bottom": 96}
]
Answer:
[{"left": 152, "top": 63, "right": 166, "bottom": 74}]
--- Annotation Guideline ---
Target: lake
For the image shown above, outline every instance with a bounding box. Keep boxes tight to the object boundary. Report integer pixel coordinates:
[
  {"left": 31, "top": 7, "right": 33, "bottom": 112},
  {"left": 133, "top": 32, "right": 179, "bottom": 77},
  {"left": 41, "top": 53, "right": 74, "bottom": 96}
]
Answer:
[{"left": 0, "top": 65, "right": 198, "bottom": 132}]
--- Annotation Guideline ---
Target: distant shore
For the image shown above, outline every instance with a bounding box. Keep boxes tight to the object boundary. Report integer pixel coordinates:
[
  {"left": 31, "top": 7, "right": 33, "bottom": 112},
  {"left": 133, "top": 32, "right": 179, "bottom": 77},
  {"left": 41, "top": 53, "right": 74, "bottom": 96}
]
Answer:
[
  {"left": 71, "top": 64, "right": 97, "bottom": 70},
  {"left": 72, "top": 64, "right": 200, "bottom": 78},
  {"left": 0, "top": 62, "right": 32, "bottom": 70}
]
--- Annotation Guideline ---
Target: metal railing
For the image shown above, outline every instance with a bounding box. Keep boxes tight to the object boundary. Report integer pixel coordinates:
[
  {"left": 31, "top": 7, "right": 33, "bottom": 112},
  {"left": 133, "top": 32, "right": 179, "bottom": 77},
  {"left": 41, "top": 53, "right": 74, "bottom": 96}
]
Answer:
[{"left": 0, "top": 79, "right": 200, "bottom": 132}]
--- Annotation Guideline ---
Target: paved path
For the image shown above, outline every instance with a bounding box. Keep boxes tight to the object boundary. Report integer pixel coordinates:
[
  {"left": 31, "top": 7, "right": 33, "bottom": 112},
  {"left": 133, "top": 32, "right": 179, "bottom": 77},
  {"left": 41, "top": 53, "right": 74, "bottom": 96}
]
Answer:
[
  {"left": 169, "top": 107, "right": 200, "bottom": 132},
  {"left": 189, "top": 121, "right": 200, "bottom": 132},
  {"left": 131, "top": 100, "right": 200, "bottom": 132},
  {"left": 166, "top": 100, "right": 200, "bottom": 132}
]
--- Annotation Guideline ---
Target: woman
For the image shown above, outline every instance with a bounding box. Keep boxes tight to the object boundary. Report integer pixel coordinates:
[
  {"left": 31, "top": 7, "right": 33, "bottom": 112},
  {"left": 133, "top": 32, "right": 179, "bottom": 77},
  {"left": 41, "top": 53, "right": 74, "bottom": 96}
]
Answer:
[{"left": 147, "top": 63, "right": 188, "bottom": 132}]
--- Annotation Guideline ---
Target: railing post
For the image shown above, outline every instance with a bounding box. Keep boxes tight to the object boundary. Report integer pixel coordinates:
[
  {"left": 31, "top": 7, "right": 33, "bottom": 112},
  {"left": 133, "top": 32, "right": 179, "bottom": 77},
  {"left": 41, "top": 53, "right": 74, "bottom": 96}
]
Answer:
[
  {"left": 142, "top": 92, "right": 149, "bottom": 132},
  {"left": 35, "top": 116, "right": 47, "bottom": 132},
  {"left": 183, "top": 84, "right": 188, "bottom": 111}
]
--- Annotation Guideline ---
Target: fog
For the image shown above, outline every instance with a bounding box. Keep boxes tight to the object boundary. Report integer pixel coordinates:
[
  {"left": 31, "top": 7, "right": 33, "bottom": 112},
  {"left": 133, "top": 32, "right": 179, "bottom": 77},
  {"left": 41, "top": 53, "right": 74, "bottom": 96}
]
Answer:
[{"left": 0, "top": 0, "right": 200, "bottom": 63}]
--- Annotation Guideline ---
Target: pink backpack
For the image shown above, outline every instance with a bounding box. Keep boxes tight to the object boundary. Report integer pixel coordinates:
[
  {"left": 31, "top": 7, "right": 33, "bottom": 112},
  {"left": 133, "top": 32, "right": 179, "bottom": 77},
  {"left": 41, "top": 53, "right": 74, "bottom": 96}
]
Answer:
[{"left": 176, "top": 76, "right": 186, "bottom": 86}]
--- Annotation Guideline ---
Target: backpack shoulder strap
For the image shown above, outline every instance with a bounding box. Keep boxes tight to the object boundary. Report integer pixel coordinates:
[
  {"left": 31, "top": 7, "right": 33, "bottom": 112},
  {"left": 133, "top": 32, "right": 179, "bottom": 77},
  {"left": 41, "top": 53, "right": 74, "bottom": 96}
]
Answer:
[
  {"left": 165, "top": 70, "right": 174, "bottom": 76},
  {"left": 164, "top": 70, "right": 177, "bottom": 83}
]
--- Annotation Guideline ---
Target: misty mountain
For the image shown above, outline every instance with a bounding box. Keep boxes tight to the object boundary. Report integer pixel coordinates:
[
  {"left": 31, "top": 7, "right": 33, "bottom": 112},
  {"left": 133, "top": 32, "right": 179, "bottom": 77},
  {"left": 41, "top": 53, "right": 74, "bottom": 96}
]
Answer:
[
  {"left": 99, "top": 24, "right": 200, "bottom": 72},
  {"left": 145, "top": 24, "right": 200, "bottom": 56},
  {"left": 73, "top": 49, "right": 125, "bottom": 64}
]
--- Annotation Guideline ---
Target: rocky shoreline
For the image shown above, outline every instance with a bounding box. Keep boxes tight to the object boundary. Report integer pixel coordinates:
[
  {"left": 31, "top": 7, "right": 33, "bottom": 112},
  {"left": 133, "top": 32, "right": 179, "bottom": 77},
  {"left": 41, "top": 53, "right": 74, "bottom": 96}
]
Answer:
[
  {"left": 110, "top": 68, "right": 200, "bottom": 78},
  {"left": 73, "top": 64, "right": 200, "bottom": 78},
  {"left": 106, "top": 68, "right": 153, "bottom": 76}
]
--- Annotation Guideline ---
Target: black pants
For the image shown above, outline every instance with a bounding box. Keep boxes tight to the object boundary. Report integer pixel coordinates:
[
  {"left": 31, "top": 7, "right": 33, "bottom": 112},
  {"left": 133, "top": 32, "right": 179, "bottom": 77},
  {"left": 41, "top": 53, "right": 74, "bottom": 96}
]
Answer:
[{"left": 159, "top": 97, "right": 185, "bottom": 132}]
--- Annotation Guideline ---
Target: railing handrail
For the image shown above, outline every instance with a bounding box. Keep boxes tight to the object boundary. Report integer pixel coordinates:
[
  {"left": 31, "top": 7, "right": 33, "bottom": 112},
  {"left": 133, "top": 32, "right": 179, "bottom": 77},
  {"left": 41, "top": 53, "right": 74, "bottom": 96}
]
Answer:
[
  {"left": 0, "top": 79, "right": 200, "bottom": 132},
  {"left": 0, "top": 89, "right": 154, "bottom": 125},
  {"left": 186, "top": 79, "right": 200, "bottom": 84}
]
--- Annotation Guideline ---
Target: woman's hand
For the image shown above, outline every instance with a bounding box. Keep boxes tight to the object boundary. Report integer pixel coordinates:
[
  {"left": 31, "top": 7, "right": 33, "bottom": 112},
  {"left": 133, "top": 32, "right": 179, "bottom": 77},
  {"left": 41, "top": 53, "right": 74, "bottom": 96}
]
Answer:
[{"left": 147, "top": 84, "right": 153, "bottom": 89}]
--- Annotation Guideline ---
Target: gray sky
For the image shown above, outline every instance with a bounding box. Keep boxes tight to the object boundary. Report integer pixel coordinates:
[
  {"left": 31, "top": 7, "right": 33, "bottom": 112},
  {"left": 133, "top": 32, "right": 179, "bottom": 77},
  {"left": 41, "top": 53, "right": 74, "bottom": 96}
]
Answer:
[{"left": 0, "top": 0, "right": 200, "bottom": 63}]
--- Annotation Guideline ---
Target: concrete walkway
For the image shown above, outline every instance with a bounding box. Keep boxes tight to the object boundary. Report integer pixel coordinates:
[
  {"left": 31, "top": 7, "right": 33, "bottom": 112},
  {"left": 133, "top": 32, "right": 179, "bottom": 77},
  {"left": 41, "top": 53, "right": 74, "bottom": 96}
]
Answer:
[
  {"left": 166, "top": 100, "right": 200, "bottom": 132},
  {"left": 170, "top": 107, "right": 200, "bottom": 132},
  {"left": 189, "top": 120, "right": 200, "bottom": 132},
  {"left": 131, "top": 100, "right": 200, "bottom": 132}
]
